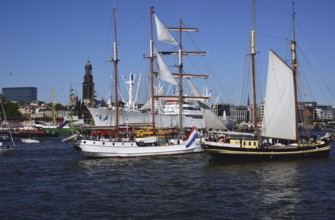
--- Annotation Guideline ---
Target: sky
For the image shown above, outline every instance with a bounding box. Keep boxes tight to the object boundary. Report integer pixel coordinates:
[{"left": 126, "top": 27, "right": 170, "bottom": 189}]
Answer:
[{"left": 1, "top": 0, "right": 335, "bottom": 106}]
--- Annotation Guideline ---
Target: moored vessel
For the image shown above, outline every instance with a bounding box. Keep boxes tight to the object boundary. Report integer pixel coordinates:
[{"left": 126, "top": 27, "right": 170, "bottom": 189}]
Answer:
[{"left": 203, "top": 0, "right": 333, "bottom": 162}]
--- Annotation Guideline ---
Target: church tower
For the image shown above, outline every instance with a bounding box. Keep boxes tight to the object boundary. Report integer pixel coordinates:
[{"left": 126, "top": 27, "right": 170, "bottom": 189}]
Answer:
[{"left": 82, "top": 59, "right": 94, "bottom": 107}]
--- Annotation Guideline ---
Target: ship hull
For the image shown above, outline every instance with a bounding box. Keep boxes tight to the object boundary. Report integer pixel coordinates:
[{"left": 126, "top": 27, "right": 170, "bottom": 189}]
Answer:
[
  {"left": 74, "top": 139, "right": 203, "bottom": 158},
  {"left": 203, "top": 142, "right": 332, "bottom": 163}
]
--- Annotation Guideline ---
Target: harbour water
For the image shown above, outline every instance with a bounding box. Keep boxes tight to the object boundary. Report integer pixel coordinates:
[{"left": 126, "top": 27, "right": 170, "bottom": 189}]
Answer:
[{"left": 1, "top": 136, "right": 335, "bottom": 219}]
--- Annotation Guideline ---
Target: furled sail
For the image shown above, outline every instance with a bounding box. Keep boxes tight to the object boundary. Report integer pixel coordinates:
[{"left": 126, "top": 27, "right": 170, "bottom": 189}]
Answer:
[
  {"left": 262, "top": 50, "right": 296, "bottom": 140},
  {"left": 154, "top": 47, "right": 178, "bottom": 85},
  {"left": 154, "top": 14, "right": 178, "bottom": 45}
]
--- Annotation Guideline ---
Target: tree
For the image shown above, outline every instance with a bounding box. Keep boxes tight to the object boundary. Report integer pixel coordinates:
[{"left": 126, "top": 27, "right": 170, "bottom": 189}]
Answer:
[{"left": 0, "top": 99, "right": 21, "bottom": 119}]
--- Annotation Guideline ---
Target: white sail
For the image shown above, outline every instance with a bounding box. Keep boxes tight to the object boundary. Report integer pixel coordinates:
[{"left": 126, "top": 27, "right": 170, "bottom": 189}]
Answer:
[
  {"left": 154, "top": 47, "right": 178, "bottom": 85},
  {"left": 262, "top": 50, "right": 296, "bottom": 140},
  {"left": 203, "top": 109, "right": 227, "bottom": 130},
  {"left": 223, "top": 110, "right": 227, "bottom": 120},
  {"left": 140, "top": 85, "right": 165, "bottom": 111},
  {"left": 186, "top": 78, "right": 201, "bottom": 96},
  {"left": 154, "top": 14, "right": 178, "bottom": 45}
]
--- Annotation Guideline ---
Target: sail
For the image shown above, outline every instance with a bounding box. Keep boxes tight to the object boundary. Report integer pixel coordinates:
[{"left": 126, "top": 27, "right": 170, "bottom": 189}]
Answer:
[
  {"left": 154, "top": 14, "right": 178, "bottom": 45},
  {"left": 262, "top": 50, "right": 296, "bottom": 140},
  {"left": 140, "top": 85, "right": 165, "bottom": 111},
  {"left": 203, "top": 109, "right": 227, "bottom": 130},
  {"left": 186, "top": 78, "right": 201, "bottom": 96},
  {"left": 223, "top": 110, "right": 227, "bottom": 120},
  {"left": 154, "top": 47, "right": 178, "bottom": 85}
]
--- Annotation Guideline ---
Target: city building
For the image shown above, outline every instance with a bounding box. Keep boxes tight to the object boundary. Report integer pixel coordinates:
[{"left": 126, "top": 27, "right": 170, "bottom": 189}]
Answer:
[
  {"left": 230, "top": 105, "right": 249, "bottom": 123},
  {"left": 315, "top": 105, "right": 334, "bottom": 121},
  {"left": 2, "top": 87, "right": 37, "bottom": 103},
  {"left": 213, "top": 103, "right": 234, "bottom": 119},
  {"left": 82, "top": 59, "right": 94, "bottom": 107}
]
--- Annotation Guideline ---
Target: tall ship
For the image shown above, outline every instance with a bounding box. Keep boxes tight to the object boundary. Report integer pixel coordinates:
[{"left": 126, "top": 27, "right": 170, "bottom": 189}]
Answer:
[
  {"left": 86, "top": 6, "right": 226, "bottom": 131},
  {"left": 73, "top": 6, "right": 203, "bottom": 158}
]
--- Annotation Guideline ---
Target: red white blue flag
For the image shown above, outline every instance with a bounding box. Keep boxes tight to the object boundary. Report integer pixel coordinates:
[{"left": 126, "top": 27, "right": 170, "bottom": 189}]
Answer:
[{"left": 183, "top": 126, "right": 199, "bottom": 148}]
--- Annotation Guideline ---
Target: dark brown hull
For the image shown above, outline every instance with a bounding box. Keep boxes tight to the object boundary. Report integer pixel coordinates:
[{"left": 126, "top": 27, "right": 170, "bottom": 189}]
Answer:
[{"left": 203, "top": 142, "right": 332, "bottom": 163}]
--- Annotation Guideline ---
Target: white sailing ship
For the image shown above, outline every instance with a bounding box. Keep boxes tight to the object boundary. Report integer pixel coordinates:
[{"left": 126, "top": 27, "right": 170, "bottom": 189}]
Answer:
[{"left": 73, "top": 6, "right": 205, "bottom": 158}]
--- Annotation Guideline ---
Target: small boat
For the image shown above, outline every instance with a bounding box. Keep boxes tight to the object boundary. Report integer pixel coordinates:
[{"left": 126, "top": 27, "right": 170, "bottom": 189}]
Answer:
[
  {"left": 21, "top": 138, "right": 40, "bottom": 143},
  {"left": 203, "top": 1, "right": 333, "bottom": 162},
  {"left": 0, "top": 100, "right": 15, "bottom": 155},
  {"left": 0, "top": 143, "right": 14, "bottom": 155},
  {"left": 12, "top": 126, "right": 59, "bottom": 138},
  {"left": 62, "top": 132, "right": 82, "bottom": 143}
]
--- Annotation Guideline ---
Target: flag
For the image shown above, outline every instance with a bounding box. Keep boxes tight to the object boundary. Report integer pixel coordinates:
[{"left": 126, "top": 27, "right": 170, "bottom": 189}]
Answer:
[
  {"left": 154, "top": 14, "right": 178, "bottom": 45},
  {"left": 57, "top": 118, "right": 69, "bottom": 130},
  {"left": 183, "top": 126, "right": 199, "bottom": 148}
]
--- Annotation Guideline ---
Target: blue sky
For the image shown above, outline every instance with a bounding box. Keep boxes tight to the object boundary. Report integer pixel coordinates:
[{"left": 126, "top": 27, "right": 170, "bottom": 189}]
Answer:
[{"left": 1, "top": 0, "right": 335, "bottom": 106}]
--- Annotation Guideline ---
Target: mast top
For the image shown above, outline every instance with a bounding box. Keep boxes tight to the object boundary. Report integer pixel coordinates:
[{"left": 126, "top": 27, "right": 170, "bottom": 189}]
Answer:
[{"left": 292, "top": 0, "right": 296, "bottom": 43}]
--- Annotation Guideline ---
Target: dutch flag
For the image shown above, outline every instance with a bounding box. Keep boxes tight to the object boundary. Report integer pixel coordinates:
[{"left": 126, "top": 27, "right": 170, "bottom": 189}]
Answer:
[
  {"left": 183, "top": 126, "right": 199, "bottom": 148},
  {"left": 57, "top": 118, "right": 69, "bottom": 130}
]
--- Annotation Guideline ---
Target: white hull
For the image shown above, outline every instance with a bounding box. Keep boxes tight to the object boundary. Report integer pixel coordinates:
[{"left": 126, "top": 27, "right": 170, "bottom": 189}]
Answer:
[
  {"left": 74, "top": 139, "right": 203, "bottom": 158},
  {"left": 89, "top": 107, "right": 205, "bottom": 128},
  {"left": 0, "top": 145, "right": 15, "bottom": 155}
]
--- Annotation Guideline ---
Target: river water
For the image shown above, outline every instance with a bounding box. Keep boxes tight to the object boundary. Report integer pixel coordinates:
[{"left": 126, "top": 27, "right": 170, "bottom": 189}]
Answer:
[{"left": 1, "top": 136, "right": 335, "bottom": 219}]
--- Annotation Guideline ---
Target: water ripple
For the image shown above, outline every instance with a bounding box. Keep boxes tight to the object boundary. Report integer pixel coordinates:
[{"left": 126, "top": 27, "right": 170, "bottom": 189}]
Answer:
[{"left": 0, "top": 137, "right": 335, "bottom": 219}]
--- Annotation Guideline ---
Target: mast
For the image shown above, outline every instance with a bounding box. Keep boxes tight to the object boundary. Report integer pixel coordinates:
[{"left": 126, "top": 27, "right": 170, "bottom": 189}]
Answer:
[
  {"left": 113, "top": 7, "right": 119, "bottom": 135},
  {"left": 129, "top": 74, "right": 134, "bottom": 109},
  {"left": 165, "top": 22, "right": 205, "bottom": 137},
  {"left": 135, "top": 73, "right": 141, "bottom": 110},
  {"left": 150, "top": 6, "right": 156, "bottom": 134},
  {"left": 152, "top": 9, "right": 206, "bottom": 136},
  {"left": 251, "top": 0, "right": 257, "bottom": 136},
  {"left": 69, "top": 83, "right": 74, "bottom": 128},
  {"left": 178, "top": 18, "right": 183, "bottom": 136},
  {"left": 291, "top": 0, "right": 299, "bottom": 143},
  {"left": 0, "top": 99, "right": 15, "bottom": 147},
  {"left": 52, "top": 88, "right": 56, "bottom": 125}
]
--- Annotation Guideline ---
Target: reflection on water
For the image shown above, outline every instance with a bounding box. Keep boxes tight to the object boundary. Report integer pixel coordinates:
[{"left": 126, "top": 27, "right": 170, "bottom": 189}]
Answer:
[{"left": 253, "top": 162, "right": 301, "bottom": 218}]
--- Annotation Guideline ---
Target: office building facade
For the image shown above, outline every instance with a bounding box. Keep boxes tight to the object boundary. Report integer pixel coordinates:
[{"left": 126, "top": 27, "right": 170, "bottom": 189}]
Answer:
[{"left": 2, "top": 87, "right": 37, "bottom": 103}]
